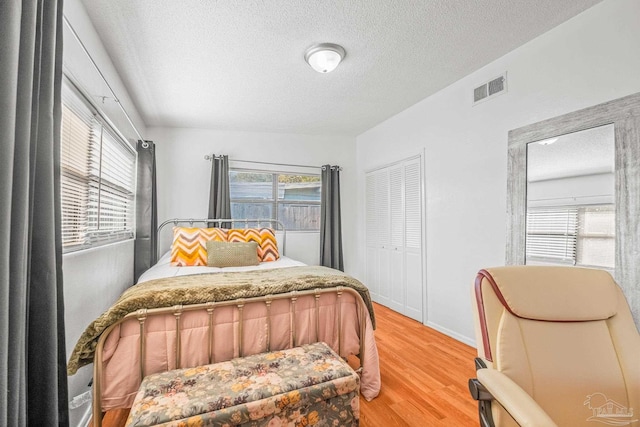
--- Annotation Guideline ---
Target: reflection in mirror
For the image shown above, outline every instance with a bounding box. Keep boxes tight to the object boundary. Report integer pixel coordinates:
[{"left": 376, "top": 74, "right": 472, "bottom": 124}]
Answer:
[{"left": 525, "top": 124, "right": 615, "bottom": 269}]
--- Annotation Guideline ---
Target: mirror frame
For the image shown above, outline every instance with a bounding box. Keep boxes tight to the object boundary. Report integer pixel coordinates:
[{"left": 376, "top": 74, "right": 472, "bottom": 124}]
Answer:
[{"left": 506, "top": 92, "right": 640, "bottom": 325}]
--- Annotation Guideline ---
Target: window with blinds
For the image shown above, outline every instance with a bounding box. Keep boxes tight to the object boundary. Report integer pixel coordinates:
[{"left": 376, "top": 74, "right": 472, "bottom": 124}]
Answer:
[
  {"left": 526, "top": 204, "right": 615, "bottom": 268},
  {"left": 526, "top": 207, "right": 578, "bottom": 263},
  {"left": 60, "top": 82, "right": 136, "bottom": 252}
]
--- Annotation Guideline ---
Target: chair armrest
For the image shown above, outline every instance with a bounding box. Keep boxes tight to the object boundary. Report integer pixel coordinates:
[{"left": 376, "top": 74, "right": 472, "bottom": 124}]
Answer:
[{"left": 476, "top": 369, "right": 558, "bottom": 427}]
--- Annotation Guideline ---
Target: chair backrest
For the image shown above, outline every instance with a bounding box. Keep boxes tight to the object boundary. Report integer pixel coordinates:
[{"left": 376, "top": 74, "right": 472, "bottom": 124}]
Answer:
[{"left": 472, "top": 266, "right": 640, "bottom": 426}]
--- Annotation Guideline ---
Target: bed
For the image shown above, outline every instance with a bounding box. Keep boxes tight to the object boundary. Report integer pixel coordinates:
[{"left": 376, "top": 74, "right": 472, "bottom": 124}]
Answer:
[{"left": 67, "top": 219, "right": 380, "bottom": 427}]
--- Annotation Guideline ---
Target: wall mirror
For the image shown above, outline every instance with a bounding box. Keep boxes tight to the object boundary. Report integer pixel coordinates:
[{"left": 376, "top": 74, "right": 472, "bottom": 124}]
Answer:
[
  {"left": 506, "top": 92, "right": 640, "bottom": 326},
  {"left": 526, "top": 125, "right": 615, "bottom": 269}
]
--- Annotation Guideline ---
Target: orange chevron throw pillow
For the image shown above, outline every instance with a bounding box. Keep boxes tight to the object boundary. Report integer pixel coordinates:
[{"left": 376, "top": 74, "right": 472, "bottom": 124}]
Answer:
[
  {"left": 227, "top": 228, "right": 280, "bottom": 262},
  {"left": 170, "top": 227, "right": 228, "bottom": 266}
]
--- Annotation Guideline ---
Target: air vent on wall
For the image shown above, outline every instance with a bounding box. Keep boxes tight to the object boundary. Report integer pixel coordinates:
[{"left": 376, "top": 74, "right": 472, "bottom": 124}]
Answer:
[{"left": 473, "top": 72, "right": 507, "bottom": 105}]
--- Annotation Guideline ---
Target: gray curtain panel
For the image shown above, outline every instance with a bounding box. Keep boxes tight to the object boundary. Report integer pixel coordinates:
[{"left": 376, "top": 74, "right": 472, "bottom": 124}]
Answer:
[
  {"left": 134, "top": 140, "right": 158, "bottom": 282},
  {"left": 320, "top": 165, "right": 344, "bottom": 271},
  {"left": 0, "top": 1, "right": 69, "bottom": 425},
  {"left": 208, "top": 155, "right": 231, "bottom": 227}
]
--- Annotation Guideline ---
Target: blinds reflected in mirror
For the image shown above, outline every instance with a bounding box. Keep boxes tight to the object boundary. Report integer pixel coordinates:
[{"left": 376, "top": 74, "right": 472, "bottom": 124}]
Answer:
[
  {"left": 526, "top": 207, "right": 578, "bottom": 263},
  {"left": 526, "top": 204, "right": 615, "bottom": 269}
]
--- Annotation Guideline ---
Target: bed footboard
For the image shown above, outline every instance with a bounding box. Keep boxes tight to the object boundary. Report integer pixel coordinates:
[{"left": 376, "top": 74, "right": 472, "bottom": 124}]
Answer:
[{"left": 92, "top": 286, "right": 377, "bottom": 427}]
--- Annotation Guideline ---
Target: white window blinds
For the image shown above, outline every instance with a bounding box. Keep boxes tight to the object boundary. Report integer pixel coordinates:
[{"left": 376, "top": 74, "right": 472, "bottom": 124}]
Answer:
[
  {"left": 526, "top": 204, "right": 615, "bottom": 268},
  {"left": 526, "top": 207, "right": 578, "bottom": 263},
  {"left": 61, "top": 82, "right": 136, "bottom": 252}
]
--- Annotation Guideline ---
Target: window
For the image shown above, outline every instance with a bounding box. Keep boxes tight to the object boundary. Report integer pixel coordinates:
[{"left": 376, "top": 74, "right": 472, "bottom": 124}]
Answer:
[
  {"left": 60, "top": 81, "right": 136, "bottom": 252},
  {"left": 577, "top": 205, "right": 615, "bottom": 268},
  {"left": 526, "top": 206, "right": 578, "bottom": 264},
  {"left": 229, "top": 169, "right": 321, "bottom": 231},
  {"left": 526, "top": 204, "right": 615, "bottom": 268}
]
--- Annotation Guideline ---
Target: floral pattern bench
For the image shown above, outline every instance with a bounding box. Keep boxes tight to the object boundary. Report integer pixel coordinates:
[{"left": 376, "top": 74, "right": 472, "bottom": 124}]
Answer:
[{"left": 125, "top": 342, "right": 360, "bottom": 426}]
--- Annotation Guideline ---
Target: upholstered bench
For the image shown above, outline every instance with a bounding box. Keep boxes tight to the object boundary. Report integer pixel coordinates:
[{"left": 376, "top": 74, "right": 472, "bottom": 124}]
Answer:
[{"left": 125, "top": 342, "right": 360, "bottom": 427}]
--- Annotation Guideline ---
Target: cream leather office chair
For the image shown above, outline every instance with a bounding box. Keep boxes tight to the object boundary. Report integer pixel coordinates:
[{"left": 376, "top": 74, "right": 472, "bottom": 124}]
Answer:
[{"left": 469, "top": 266, "right": 640, "bottom": 427}]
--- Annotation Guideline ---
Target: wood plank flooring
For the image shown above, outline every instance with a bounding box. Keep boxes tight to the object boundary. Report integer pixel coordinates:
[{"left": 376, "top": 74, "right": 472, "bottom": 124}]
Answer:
[
  {"left": 359, "top": 303, "right": 479, "bottom": 426},
  {"left": 93, "top": 303, "right": 480, "bottom": 427}
]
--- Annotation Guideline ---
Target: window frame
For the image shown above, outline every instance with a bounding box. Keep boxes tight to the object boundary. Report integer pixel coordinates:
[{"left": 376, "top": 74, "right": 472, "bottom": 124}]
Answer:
[{"left": 229, "top": 168, "right": 321, "bottom": 232}]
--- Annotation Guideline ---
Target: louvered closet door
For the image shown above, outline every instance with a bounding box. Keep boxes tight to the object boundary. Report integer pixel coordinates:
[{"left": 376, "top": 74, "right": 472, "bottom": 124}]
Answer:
[
  {"left": 403, "top": 158, "right": 423, "bottom": 321},
  {"left": 365, "top": 173, "right": 380, "bottom": 298},
  {"left": 366, "top": 169, "right": 391, "bottom": 305},
  {"left": 365, "top": 156, "right": 423, "bottom": 322},
  {"left": 388, "top": 164, "right": 405, "bottom": 314},
  {"left": 375, "top": 169, "right": 392, "bottom": 306}
]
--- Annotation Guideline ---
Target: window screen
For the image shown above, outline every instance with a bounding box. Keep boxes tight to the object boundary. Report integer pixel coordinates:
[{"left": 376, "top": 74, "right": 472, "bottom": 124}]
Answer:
[
  {"left": 60, "top": 82, "right": 136, "bottom": 252},
  {"left": 229, "top": 169, "right": 321, "bottom": 231}
]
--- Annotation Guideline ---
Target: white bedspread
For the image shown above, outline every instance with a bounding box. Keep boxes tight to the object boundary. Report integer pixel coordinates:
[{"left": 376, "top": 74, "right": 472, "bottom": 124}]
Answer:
[{"left": 138, "top": 252, "right": 307, "bottom": 283}]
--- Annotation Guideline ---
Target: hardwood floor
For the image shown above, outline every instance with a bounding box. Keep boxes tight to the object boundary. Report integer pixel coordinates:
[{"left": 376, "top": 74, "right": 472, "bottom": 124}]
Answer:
[
  {"left": 93, "top": 303, "right": 480, "bottom": 427},
  {"left": 359, "top": 303, "right": 479, "bottom": 426}
]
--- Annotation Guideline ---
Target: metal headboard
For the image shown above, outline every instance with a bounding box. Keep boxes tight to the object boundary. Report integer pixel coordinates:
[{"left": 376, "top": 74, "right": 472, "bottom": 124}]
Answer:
[{"left": 157, "top": 218, "right": 287, "bottom": 259}]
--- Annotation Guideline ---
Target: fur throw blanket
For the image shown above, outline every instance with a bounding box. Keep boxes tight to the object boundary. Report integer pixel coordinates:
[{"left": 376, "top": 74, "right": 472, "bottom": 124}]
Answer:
[{"left": 67, "top": 266, "right": 375, "bottom": 375}]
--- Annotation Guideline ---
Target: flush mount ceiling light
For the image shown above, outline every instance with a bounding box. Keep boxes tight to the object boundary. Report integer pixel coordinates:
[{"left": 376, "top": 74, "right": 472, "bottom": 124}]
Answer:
[
  {"left": 537, "top": 137, "right": 559, "bottom": 146},
  {"left": 304, "top": 43, "right": 346, "bottom": 73}
]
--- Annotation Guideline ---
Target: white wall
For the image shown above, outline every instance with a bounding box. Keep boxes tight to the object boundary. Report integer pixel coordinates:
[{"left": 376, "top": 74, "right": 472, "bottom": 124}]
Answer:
[
  {"left": 63, "top": 1, "right": 147, "bottom": 425},
  {"left": 355, "top": 0, "right": 640, "bottom": 346},
  {"left": 63, "top": 0, "right": 146, "bottom": 145},
  {"left": 62, "top": 241, "right": 134, "bottom": 425},
  {"left": 148, "top": 127, "right": 357, "bottom": 270},
  {"left": 528, "top": 173, "right": 614, "bottom": 208}
]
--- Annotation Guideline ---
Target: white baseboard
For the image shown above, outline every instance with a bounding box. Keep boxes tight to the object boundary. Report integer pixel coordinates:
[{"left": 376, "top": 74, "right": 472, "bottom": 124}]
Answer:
[{"left": 425, "top": 321, "right": 477, "bottom": 348}]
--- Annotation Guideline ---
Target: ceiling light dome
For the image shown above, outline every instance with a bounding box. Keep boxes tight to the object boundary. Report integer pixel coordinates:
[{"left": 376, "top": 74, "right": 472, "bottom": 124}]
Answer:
[
  {"left": 537, "top": 137, "right": 559, "bottom": 146},
  {"left": 304, "top": 43, "right": 346, "bottom": 73}
]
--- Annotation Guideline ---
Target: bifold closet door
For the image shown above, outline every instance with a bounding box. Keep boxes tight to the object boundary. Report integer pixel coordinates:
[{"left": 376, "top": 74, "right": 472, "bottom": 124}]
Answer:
[
  {"left": 365, "top": 157, "right": 423, "bottom": 322},
  {"left": 365, "top": 168, "right": 392, "bottom": 308},
  {"left": 388, "top": 164, "right": 405, "bottom": 315},
  {"left": 403, "top": 158, "right": 423, "bottom": 321}
]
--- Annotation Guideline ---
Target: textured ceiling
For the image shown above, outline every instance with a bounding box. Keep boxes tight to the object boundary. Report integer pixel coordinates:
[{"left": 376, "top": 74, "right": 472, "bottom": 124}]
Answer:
[
  {"left": 79, "top": 0, "right": 602, "bottom": 136},
  {"left": 527, "top": 124, "right": 614, "bottom": 182}
]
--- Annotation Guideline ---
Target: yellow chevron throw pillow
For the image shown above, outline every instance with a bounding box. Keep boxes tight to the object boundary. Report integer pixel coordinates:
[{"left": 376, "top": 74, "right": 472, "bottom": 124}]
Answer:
[
  {"left": 170, "top": 227, "right": 228, "bottom": 266},
  {"left": 227, "top": 228, "right": 280, "bottom": 262}
]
